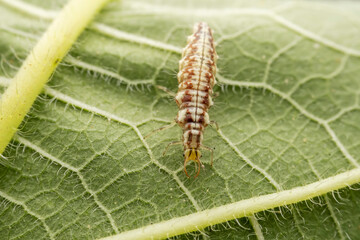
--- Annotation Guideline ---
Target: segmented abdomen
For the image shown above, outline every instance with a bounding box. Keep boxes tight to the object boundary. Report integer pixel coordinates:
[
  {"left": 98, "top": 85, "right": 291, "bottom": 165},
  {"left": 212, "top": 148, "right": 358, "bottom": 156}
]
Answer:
[{"left": 175, "top": 22, "right": 217, "bottom": 150}]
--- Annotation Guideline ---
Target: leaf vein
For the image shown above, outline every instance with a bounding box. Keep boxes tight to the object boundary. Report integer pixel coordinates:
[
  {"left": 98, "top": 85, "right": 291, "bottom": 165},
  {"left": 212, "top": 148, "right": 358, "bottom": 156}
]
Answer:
[
  {"left": 0, "top": 190, "right": 55, "bottom": 240},
  {"left": 4, "top": 0, "right": 360, "bottom": 57},
  {"left": 218, "top": 128, "right": 282, "bottom": 190},
  {"left": 305, "top": 154, "right": 346, "bottom": 240},
  {"left": 262, "top": 36, "right": 302, "bottom": 83},
  {"left": 14, "top": 136, "right": 120, "bottom": 234},
  {"left": 0, "top": 77, "right": 203, "bottom": 213},
  {"left": 216, "top": 74, "right": 360, "bottom": 168},
  {"left": 248, "top": 215, "right": 265, "bottom": 240},
  {"left": 99, "top": 167, "right": 360, "bottom": 240}
]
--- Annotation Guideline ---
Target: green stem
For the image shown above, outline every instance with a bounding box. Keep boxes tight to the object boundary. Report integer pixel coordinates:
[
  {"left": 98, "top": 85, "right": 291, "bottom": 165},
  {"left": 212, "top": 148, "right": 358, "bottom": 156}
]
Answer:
[
  {"left": 0, "top": 0, "right": 110, "bottom": 154},
  {"left": 100, "top": 167, "right": 360, "bottom": 240}
]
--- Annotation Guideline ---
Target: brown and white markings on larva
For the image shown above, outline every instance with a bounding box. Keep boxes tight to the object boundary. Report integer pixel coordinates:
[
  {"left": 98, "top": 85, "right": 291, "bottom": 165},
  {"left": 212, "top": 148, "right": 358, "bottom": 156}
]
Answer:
[{"left": 174, "top": 22, "right": 218, "bottom": 178}]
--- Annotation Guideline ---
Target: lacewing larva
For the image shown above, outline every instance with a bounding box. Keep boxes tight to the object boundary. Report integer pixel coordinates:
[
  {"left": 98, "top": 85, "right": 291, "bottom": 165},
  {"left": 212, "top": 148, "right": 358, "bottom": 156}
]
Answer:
[
  {"left": 146, "top": 22, "right": 218, "bottom": 178},
  {"left": 174, "top": 22, "right": 218, "bottom": 178}
]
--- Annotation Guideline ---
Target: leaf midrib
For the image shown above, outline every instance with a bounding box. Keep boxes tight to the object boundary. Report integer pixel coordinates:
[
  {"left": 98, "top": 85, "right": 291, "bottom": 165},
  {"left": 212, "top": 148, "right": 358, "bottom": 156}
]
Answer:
[
  {"left": 1, "top": 76, "right": 359, "bottom": 239},
  {"left": 1, "top": 1, "right": 360, "bottom": 239},
  {"left": 99, "top": 168, "right": 360, "bottom": 240}
]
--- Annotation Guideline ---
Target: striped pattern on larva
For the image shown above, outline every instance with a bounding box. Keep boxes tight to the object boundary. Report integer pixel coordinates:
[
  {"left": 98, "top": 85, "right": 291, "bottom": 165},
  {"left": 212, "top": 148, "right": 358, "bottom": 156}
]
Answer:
[{"left": 175, "top": 22, "right": 218, "bottom": 178}]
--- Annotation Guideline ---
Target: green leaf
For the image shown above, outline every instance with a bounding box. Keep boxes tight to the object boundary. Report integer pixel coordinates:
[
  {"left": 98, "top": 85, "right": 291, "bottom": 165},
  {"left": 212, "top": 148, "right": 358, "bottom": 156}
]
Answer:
[{"left": 1, "top": 0, "right": 360, "bottom": 239}]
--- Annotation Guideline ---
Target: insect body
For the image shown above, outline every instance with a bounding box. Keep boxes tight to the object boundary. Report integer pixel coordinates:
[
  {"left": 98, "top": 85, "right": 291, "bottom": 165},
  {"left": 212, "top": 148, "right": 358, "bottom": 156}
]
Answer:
[{"left": 175, "top": 22, "right": 218, "bottom": 178}]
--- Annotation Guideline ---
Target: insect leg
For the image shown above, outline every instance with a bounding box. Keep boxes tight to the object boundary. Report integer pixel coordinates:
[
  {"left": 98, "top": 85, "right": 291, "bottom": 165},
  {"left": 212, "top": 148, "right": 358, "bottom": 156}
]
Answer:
[
  {"left": 156, "top": 85, "right": 176, "bottom": 97},
  {"left": 144, "top": 121, "right": 176, "bottom": 139},
  {"left": 200, "top": 144, "right": 215, "bottom": 166},
  {"left": 212, "top": 91, "right": 219, "bottom": 98},
  {"left": 209, "top": 120, "right": 219, "bottom": 131},
  {"left": 163, "top": 141, "right": 182, "bottom": 156}
]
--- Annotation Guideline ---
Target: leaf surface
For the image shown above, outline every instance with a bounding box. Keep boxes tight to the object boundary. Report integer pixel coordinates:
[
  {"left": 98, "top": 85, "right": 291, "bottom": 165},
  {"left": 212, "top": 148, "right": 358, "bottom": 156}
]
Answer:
[{"left": 0, "top": 0, "right": 360, "bottom": 239}]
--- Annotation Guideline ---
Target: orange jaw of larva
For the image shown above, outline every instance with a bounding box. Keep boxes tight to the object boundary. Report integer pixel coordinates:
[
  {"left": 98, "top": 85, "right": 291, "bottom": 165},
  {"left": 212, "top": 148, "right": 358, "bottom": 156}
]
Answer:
[{"left": 184, "top": 149, "right": 202, "bottom": 178}]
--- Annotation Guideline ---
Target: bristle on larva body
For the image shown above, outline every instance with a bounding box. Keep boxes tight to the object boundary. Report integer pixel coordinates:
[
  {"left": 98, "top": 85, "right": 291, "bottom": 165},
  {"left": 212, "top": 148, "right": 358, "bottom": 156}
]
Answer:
[{"left": 175, "top": 22, "right": 218, "bottom": 178}]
